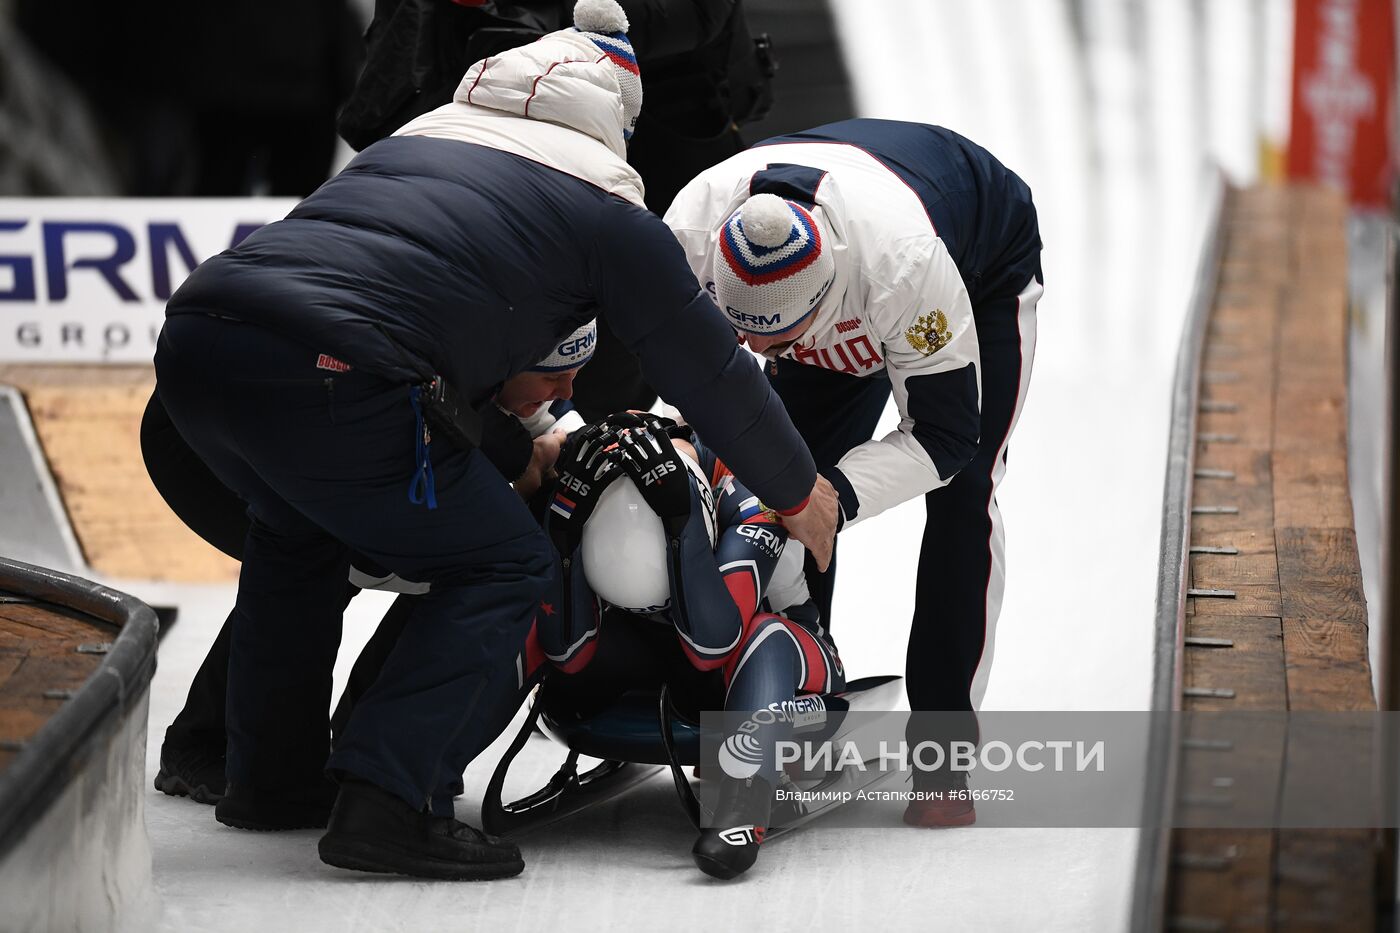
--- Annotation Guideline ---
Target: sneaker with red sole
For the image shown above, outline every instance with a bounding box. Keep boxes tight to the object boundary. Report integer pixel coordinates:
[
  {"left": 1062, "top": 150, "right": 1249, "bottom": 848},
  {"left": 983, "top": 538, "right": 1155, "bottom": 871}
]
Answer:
[{"left": 903, "top": 791, "right": 976, "bottom": 828}]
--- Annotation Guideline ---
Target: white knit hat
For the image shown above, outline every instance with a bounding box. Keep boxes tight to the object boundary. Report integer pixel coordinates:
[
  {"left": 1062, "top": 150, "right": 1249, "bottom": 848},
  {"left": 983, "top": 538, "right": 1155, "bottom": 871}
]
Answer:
[
  {"left": 714, "top": 194, "right": 836, "bottom": 336},
  {"left": 532, "top": 320, "right": 597, "bottom": 371},
  {"left": 572, "top": 0, "right": 642, "bottom": 141}
]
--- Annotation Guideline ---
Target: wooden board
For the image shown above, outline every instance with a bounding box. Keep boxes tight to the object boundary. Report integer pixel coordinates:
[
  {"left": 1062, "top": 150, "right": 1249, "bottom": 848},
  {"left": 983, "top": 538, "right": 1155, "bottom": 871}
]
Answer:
[
  {"left": 1182, "top": 616, "right": 1286, "bottom": 710},
  {"left": 1273, "top": 830, "right": 1375, "bottom": 931},
  {"left": 0, "top": 365, "right": 239, "bottom": 582},
  {"left": 1166, "top": 185, "right": 1376, "bottom": 931},
  {"left": 1169, "top": 829, "right": 1275, "bottom": 930},
  {"left": 0, "top": 598, "right": 117, "bottom": 774}
]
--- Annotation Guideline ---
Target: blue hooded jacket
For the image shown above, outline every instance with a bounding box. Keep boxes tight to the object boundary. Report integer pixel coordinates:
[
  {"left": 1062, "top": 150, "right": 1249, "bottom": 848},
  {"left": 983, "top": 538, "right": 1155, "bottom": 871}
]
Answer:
[{"left": 166, "top": 23, "right": 814, "bottom": 510}]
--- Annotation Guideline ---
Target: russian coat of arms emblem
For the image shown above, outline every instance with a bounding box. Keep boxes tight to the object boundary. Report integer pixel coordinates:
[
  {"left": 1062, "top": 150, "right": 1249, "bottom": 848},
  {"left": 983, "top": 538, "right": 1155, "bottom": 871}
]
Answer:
[{"left": 904, "top": 309, "right": 951, "bottom": 356}]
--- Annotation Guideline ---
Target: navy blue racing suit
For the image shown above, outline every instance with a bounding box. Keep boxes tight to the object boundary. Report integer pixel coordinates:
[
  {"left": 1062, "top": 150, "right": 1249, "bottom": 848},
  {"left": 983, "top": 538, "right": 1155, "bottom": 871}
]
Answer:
[{"left": 521, "top": 436, "right": 845, "bottom": 785}]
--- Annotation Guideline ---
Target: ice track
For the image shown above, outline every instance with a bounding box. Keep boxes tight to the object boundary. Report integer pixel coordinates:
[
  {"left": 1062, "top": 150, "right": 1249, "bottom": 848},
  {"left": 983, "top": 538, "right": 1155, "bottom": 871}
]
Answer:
[
  {"left": 140, "top": 587, "right": 1135, "bottom": 932},
  {"left": 139, "top": 1, "right": 1275, "bottom": 928}
]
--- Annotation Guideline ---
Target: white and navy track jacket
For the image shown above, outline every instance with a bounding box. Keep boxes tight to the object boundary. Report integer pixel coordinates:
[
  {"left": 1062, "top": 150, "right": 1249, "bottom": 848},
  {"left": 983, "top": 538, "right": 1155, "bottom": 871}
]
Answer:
[{"left": 665, "top": 119, "right": 1041, "bottom": 527}]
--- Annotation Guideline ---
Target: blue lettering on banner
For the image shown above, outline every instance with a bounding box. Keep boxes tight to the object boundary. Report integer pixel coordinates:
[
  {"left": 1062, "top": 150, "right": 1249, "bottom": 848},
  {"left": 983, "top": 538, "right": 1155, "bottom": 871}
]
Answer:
[
  {"left": 0, "top": 222, "right": 36, "bottom": 301},
  {"left": 148, "top": 223, "right": 201, "bottom": 300},
  {"left": 228, "top": 222, "right": 262, "bottom": 250},
  {"left": 43, "top": 222, "right": 139, "bottom": 302},
  {"left": 0, "top": 201, "right": 293, "bottom": 361},
  {"left": 0, "top": 218, "right": 269, "bottom": 304}
]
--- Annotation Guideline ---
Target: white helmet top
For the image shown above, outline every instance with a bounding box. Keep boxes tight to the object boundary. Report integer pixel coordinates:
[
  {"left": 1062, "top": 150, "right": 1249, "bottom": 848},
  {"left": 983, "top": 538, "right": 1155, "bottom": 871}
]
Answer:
[{"left": 580, "top": 448, "right": 717, "bottom": 613}]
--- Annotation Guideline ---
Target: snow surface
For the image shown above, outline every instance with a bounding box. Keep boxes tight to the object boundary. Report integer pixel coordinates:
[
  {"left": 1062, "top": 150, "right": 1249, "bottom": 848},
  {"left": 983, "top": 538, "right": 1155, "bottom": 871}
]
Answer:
[
  {"left": 136, "top": 584, "right": 1137, "bottom": 932},
  {"left": 129, "top": 1, "right": 1277, "bottom": 929}
]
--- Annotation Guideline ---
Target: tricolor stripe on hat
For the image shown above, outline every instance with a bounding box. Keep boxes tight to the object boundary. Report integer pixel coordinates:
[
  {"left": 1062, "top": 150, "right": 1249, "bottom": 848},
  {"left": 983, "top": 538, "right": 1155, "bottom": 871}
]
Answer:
[
  {"left": 713, "top": 194, "right": 837, "bottom": 336},
  {"left": 589, "top": 32, "right": 640, "bottom": 75},
  {"left": 719, "top": 200, "right": 824, "bottom": 286},
  {"left": 571, "top": 0, "right": 642, "bottom": 140}
]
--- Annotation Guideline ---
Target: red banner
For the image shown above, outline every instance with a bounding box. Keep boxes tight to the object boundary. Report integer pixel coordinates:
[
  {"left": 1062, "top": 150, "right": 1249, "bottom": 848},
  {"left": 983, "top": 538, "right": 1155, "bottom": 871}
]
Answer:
[{"left": 1287, "top": 0, "right": 1396, "bottom": 208}]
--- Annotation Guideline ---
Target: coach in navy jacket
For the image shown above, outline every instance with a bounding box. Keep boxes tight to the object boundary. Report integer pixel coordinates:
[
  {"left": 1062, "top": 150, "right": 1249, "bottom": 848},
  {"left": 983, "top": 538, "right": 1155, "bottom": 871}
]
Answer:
[{"left": 155, "top": 0, "right": 835, "bottom": 879}]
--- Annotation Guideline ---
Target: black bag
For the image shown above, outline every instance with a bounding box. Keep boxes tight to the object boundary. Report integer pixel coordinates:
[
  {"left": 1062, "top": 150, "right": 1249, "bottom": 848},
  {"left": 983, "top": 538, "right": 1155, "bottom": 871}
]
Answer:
[
  {"left": 638, "top": 0, "right": 776, "bottom": 135},
  {"left": 337, "top": 0, "right": 563, "bottom": 151},
  {"left": 722, "top": 14, "right": 777, "bottom": 128}
]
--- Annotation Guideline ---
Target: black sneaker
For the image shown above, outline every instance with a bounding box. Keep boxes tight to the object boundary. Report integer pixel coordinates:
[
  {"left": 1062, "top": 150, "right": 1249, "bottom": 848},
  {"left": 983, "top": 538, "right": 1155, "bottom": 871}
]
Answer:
[
  {"left": 318, "top": 778, "right": 523, "bottom": 881},
  {"left": 215, "top": 779, "right": 338, "bottom": 831},
  {"left": 154, "top": 745, "right": 227, "bottom": 804},
  {"left": 692, "top": 775, "right": 773, "bottom": 880}
]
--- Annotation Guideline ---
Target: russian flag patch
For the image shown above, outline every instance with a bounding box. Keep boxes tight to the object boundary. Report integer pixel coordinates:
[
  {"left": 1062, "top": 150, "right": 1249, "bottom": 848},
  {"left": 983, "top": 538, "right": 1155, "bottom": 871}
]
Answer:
[
  {"left": 551, "top": 493, "right": 577, "bottom": 521},
  {"left": 737, "top": 496, "right": 765, "bottom": 521}
]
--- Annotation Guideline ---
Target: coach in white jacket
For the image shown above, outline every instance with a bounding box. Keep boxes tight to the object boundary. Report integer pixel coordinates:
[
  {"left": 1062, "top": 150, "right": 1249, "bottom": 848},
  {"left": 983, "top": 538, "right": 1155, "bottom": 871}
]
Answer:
[{"left": 664, "top": 119, "right": 1042, "bottom": 827}]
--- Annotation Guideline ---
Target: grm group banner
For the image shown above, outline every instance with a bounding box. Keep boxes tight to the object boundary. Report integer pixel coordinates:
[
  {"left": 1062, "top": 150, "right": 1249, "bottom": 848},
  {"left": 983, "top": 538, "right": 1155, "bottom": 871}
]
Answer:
[{"left": 0, "top": 199, "right": 297, "bottom": 363}]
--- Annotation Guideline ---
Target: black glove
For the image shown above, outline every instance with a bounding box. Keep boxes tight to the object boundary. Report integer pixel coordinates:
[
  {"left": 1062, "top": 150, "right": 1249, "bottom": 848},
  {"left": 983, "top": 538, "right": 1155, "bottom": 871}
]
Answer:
[
  {"left": 547, "top": 420, "right": 624, "bottom": 557},
  {"left": 477, "top": 403, "right": 533, "bottom": 482},
  {"left": 634, "top": 412, "right": 694, "bottom": 446},
  {"left": 589, "top": 410, "right": 692, "bottom": 442},
  {"left": 614, "top": 423, "right": 693, "bottom": 537}
]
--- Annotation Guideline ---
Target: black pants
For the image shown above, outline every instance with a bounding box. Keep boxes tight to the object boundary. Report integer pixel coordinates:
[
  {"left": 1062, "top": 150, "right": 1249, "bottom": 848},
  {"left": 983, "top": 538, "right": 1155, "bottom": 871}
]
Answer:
[
  {"left": 770, "top": 275, "right": 1040, "bottom": 786},
  {"left": 144, "top": 387, "right": 253, "bottom": 756},
  {"left": 155, "top": 315, "right": 552, "bottom": 809},
  {"left": 141, "top": 389, "right": 249, "bottom": 563},
  {"left": 148, "top": 387, "right": 558, "bottom": 805},
  {"left": 146, "top": 390, "right": 393, "bottom": 757}
]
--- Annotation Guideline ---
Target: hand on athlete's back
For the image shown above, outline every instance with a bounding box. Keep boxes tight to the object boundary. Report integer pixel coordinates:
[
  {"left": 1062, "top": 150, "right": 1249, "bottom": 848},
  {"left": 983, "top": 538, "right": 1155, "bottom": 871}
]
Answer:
[{"left": 782, "top": 474, "right": 838, "bottom": 571}]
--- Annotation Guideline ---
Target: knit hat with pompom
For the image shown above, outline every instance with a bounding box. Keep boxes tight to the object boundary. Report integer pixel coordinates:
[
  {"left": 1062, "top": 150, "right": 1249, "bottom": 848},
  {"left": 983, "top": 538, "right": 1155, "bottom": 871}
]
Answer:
[
  {"left": 571, "top": 0, "right": 642, "bottom": 140},
  {"left": 714, "top": 193, "right": 836, "bottom": 336}
]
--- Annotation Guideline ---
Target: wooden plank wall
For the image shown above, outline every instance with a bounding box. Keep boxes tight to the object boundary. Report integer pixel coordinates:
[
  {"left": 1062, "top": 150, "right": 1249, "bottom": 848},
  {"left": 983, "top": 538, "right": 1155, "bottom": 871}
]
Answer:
[
  {"left": 1166, "top": 186, "right": 1377, "bottom": 931},
  {"left": 0, "top": 366, "right": 238, "bottom": 582},
  {"left": 0, "top": 597, "right": 116, "bottom": 774}
]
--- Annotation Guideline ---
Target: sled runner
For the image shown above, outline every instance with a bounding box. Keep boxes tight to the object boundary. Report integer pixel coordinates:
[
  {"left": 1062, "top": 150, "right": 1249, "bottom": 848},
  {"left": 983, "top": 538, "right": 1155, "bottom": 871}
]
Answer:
[{"left": 481, "top": 675, "right": 904, "bottom": 838}]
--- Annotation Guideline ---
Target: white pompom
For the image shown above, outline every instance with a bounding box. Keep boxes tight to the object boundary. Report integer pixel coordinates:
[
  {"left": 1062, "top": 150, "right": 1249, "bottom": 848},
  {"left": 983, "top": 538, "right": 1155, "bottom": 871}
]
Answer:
[
  {"left": 574, "top": 0, "right": 630, "bottom": 34},
  {"left": 739, "top": 194, "right": 795, "bottom": 248}
]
